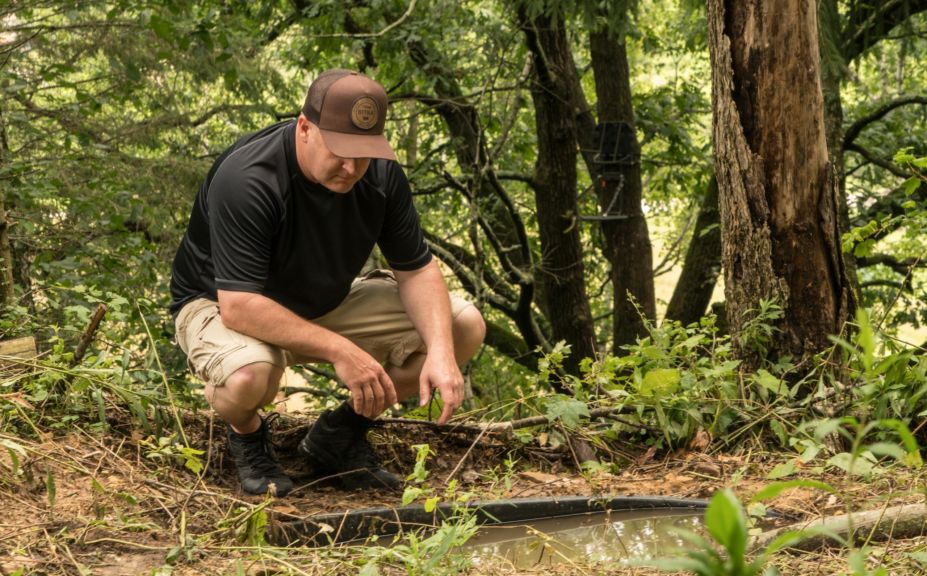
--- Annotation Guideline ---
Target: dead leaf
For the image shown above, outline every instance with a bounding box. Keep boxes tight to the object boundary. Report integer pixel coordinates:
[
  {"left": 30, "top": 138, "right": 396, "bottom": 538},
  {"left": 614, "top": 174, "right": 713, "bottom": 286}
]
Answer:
[
  {"left": 636, "top": 445, "right": 658, "bottom": 465},
  {"left": 0, "top": 393, "right": 34, "bottom": 410},
  {"left": 460, "top": 469, "right": 479, "bottom": 483},
  {"left": 688, "top": 429, "right": 712, "bottom": 452},
  {"left": 519, "top": 471, "right": 561, "bottom": 484}
]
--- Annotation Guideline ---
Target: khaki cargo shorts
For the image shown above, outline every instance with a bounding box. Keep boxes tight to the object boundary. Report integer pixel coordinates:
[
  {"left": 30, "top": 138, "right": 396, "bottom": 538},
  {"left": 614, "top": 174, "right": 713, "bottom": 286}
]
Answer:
[{"left": 174, "top": 269, "right": 475, "bottom": 386}]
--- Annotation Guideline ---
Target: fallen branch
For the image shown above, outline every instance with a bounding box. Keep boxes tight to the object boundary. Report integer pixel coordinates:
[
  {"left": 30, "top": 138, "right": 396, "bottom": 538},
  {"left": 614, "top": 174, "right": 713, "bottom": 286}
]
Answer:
[
  {"left": 378, "top": 406, "right": 641, "bottom": 438},
  {"left": 750, "top": 502, "right": 927, "bottom": 552},
  {"left": 71, "top": 303, "right": 106, "bottom": 366}
]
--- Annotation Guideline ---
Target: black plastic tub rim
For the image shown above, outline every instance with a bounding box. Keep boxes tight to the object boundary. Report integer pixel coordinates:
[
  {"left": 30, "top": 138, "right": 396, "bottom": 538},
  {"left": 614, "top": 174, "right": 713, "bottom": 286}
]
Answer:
[{"left": 269, "top": 495, "right": 710, "bottom": 546}]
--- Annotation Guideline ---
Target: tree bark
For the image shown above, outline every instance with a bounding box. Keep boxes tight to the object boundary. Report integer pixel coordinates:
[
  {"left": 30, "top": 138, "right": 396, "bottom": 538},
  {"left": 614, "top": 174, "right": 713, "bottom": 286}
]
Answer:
[
  {"left": 0, "top": 107, "right": 14, "bottom": 309},
  {"left": 519, "top": 6, "right": 597, "bottom": 374},
  {"left": 665, "top": 176, "right": 722, "bottom": 325},
  {"left": 707, "top": 0, "right": 853, "bottom": 366},
  {"left": 589, "top": 30, "right": 656, "bottom": 351}
]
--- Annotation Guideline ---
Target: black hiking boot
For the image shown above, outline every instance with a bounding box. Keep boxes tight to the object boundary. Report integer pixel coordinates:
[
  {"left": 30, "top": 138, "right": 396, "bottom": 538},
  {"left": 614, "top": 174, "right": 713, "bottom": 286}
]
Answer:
[
  {"left": 227, "top": 416, "right": 294, "bottom": 497},
  {"left": 298, "top": 402, "right": 402, "bottom": 491}
]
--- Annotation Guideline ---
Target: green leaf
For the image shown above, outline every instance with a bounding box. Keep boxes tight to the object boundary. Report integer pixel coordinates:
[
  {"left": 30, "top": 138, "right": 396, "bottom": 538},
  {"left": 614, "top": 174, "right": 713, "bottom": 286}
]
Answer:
[
  {"left": 855, "top": 308, "right": 875, "bottom": 371},
  {"left": 876, "top": 419, "right": 923, "bottom": 469},
  {"left": 902, "top": 176, "right": 921, "bottom": 196},
  {"left": 149, "top": 14, "right": 175, "bottom": 41},
  {"left": 759, "top": 529, "right": 811, "bottom": 556},
  {"left": 180, "top": 446, "right": 205, "bottom": 475},
  {"left": 766, "top": 460, "right": 796, "bottom": 480},
  {"left": 402, "top": 487, "right": 423, "bottom": 505},
  {"left": 751, "top": 479, "right": 837, "bottom": 502},
  {"left": 754, "top": 370, "right": 790, "bottom": 397},
  {"left": 424, "top": 496, "right": 440, "bottom": 513},
  {"left": 639, "top": 368, "right": 681, "bottom": 397},
  {"left": 769, "top": 420, "right": 788, "bottom": 447},
  {"left": 827, "top": 452, "right": 876, "bottom": 477},
  {"left": 704, "top": 489, "right": 747, "bottom": 567},
  {"left": 866, "top": 442, "right": 907, "bottom": 461},
  {"left": 544, "top": 396, "right": 590, "bottom": 428}
]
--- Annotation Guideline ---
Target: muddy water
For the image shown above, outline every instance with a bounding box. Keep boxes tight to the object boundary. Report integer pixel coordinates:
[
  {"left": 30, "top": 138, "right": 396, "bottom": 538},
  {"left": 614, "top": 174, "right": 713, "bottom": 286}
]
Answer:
[{"left": 465, "top": 509, "right": 703, "bottom": 568}]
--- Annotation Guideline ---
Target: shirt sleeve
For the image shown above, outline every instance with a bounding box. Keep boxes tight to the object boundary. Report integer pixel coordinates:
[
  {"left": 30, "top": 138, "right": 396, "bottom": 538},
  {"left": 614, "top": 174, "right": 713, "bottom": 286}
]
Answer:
[
  {"left": 208, "top": 162, "right": 282, "bottom": 293},
  {"left": 378, "top": 162, "right": 432, "bottom": 271}
]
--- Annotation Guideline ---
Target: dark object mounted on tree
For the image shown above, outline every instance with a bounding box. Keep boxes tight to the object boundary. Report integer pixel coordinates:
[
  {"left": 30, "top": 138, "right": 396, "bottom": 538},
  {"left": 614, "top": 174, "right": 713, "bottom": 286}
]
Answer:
[
  {"left": 582, "top": 121, "right": 639, "bottom": 222},
  {"left": 593, "top": 121, "right": 638, "bottom": 179}
]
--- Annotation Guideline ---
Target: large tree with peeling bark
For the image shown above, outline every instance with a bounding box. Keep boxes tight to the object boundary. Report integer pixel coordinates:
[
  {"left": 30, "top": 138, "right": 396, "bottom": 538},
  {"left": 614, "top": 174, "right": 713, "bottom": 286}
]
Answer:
[{"left": 707, "top": 0, "right": 855, "bottom": 366}]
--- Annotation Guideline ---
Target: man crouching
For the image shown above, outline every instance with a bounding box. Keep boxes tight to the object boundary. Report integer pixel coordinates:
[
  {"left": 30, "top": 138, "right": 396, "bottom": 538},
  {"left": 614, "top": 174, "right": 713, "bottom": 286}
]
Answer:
[{"left": 169, "top": 69, "right": 485, "bottom": 496}]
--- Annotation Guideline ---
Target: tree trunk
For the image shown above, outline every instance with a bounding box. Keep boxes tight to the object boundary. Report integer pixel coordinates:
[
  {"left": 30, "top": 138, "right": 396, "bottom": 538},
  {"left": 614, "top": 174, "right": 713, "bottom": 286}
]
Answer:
[
  {"left": 0, "top": 107, "right": 14, "bottom": 309},
  {"left": 707, "top": 0, "right": 853, "bottom": 366},
  {"left": 589, "top": 30, "right": 656, "bottom": 351},
  {"left": 818, "top": 0, "right": 860, "bottom": 301},
  {"left": 406, "top": 41, "right": 547, "bottom": 358},
  {"left": 0, "top": 199, "right": 13, "bottom": 309},
  {"left": 519, "top": 7, "right": 596, "bottom": 374},
  {"left": 665, "top": 176, "right": 722, "bottom": 325}
]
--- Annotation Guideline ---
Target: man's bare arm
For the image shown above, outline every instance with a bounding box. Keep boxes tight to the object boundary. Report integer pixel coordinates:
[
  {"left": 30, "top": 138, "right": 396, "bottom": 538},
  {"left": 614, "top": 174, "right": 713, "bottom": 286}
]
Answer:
[
  {"left": 393, "top": 260, "right": 463, "bottom": 424},
  {"left": 217, "top": 290, "right": 396, "bottom": 417}
]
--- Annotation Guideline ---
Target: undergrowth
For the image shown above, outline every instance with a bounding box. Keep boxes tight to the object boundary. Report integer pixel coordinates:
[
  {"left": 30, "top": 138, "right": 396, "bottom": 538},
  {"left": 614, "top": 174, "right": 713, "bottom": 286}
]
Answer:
[{"left": 2, "top": 295, "right": 927, "bottom": 574}]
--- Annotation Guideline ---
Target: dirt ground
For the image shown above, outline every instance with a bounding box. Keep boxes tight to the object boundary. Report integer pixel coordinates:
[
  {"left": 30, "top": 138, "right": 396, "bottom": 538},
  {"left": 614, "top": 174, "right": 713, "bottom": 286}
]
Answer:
[{"left": 2, "top": 406, "right": 926, "bottom": 575}]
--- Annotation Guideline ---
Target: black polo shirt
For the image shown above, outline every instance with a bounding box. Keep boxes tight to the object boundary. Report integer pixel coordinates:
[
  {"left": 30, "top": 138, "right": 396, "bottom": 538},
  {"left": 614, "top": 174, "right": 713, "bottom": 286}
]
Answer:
[{"left": 169, "top": 120, "right": 431, "bottom": 319}]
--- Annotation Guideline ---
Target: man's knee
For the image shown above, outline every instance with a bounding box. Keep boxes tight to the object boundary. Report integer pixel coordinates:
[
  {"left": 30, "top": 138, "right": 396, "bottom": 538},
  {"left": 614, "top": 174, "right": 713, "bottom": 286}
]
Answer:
[
  {"left": 453, "top": 305, "right": 486, "bottom": 359},
  {"left": 217, "top": 362, "right": 284, "bottom": 411}
]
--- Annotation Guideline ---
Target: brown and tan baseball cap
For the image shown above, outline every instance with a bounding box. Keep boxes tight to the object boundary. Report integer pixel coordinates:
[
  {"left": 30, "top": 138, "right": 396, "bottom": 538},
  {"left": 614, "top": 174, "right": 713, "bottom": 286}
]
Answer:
[{"left": 302, "top": 69, "right": 396, "bottom": 161}]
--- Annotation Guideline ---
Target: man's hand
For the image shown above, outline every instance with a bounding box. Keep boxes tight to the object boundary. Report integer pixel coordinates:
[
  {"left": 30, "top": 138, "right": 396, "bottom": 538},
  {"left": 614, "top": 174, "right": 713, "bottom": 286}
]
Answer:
[
  {"left": 332, "top": 343, "right": 397, "bottom": 419},
  {"left": 418, "top": 352, "right": 464, "bottom": 425}
]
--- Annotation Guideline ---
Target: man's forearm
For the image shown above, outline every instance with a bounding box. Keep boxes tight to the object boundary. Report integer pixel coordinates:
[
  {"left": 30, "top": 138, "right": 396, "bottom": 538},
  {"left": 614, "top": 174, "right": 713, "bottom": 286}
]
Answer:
[
  {"left": 393, "top": 261, "right": 455, "bottom": 356},
  {"left": 216, "top": 289, "right": 349, "bottom": 363}
]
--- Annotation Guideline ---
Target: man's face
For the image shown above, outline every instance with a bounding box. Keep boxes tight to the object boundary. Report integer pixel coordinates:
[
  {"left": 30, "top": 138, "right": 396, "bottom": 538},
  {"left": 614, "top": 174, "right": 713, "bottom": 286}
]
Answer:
[{"left": 297, "top": 117, "right": 371, "bottom": 193}]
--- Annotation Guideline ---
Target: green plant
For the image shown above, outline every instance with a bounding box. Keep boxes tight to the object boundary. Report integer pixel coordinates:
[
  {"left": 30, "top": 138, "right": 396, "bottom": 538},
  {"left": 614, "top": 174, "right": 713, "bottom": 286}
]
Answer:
[
  {"left": 361, "top": 443, "right": 478, "bottom": 576},
  {"left": 737, "top": 298, "right": 784, "bottom": 358},
  {"left": 646, "top": 488, "right": 812, "bottom": 576},
  {"left": 360, "top": 512, "right": 479, "bottom": 576},
  {"left": 141, "top": 435, "right": 205, "bottom": 474}
]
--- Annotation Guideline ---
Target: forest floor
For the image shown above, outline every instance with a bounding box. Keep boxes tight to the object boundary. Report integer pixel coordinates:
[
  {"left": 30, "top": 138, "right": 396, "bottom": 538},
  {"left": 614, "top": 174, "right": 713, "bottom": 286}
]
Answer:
[{"left": 2, "top": 404, "right": 926, "bottom": 576}]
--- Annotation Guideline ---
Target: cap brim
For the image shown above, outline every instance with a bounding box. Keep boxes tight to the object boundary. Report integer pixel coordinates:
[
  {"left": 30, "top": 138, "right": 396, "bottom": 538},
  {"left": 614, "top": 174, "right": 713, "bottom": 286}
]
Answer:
[{"left": 319, "top": 129, "right": 397, "bottom": 161}]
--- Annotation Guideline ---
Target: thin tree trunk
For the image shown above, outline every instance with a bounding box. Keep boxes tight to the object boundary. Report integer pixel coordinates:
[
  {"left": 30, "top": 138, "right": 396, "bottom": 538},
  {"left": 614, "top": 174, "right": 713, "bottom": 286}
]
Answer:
[
  {"left": 818, "top": 0, "right": 860, "bottom": 301},
  {"left": 665, "top": 176, "right": 722, "bottom": 325},
  {"left": 406, "top": 41, "right": 545, "bottom": 354},
  {"left": 0, "top": 106, "right": 14, "bottom": 309},
  {"left": 589, "top": 30, "right": 656, "bottom": 351},
  {"left": 519, "top": 7, "right": 596, "bottom": 374},
  {"left": 707, "top": 0, "right": 853, "bottom": 366}
]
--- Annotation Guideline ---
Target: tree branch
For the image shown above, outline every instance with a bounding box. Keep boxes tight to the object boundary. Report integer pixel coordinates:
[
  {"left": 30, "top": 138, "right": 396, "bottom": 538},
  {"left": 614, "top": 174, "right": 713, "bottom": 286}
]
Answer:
[
  {"left": 857, "top": 253, "right": 922, "bottom": 276},
  {"left": 843, "top": 0, "right": 927, "bottom": 62},
  {"left": 844, "top": 143, "right": 911, "bottom": 178},
  {"left": 842, "top": 95, "right": 927, "bottom": 150}
]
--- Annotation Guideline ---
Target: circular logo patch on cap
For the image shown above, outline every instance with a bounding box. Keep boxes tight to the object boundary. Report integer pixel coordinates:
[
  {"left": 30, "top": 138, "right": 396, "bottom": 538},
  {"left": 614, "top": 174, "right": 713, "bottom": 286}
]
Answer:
[{"left": 351, "top": 97, "right": 379, "bottom": 130}]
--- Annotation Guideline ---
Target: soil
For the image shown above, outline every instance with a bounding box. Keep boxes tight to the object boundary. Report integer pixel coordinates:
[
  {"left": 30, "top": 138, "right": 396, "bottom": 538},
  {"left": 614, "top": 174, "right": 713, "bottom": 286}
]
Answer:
[{"left": 1, "top": 407, "right": 925, "bottom": 575}]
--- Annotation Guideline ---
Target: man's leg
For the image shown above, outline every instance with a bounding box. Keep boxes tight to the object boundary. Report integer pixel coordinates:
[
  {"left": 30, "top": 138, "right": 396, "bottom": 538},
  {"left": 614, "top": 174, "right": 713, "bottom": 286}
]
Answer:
[
  {"left": 175, "top": 298, "right": 291, "bottom": 496},
  {"left": 204, "top": 362, "right": 284, "bottom": 433},
  {"left": 389, "top": 305, "right": 486, "bottom": 400}
]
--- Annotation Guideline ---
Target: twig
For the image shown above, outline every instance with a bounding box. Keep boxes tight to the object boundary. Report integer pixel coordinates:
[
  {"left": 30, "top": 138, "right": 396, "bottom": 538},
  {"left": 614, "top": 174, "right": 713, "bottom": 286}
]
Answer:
[
  {"left": 71, "top": 303, "right": 106, "bottom": 366},
  {"left": 444, "top": 425, "right": 489, "bottom": 486}
]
